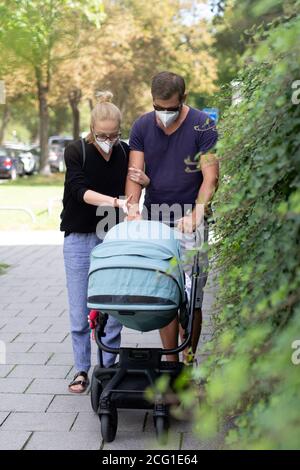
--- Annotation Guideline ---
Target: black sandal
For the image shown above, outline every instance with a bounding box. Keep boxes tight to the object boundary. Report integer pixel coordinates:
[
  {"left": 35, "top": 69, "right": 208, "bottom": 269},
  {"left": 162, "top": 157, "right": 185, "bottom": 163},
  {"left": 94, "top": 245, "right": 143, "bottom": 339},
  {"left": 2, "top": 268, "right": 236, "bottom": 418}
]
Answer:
[{"left": 68, "top": 371, "right": 90, "bottom": 394}]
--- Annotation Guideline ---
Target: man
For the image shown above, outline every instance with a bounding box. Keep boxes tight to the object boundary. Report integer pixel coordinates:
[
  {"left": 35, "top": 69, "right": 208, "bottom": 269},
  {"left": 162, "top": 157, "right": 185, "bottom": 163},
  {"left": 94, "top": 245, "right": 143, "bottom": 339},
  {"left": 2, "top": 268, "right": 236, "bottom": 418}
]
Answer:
[{"left": 126, "top": 71, "right": 219, "bottom": 363}]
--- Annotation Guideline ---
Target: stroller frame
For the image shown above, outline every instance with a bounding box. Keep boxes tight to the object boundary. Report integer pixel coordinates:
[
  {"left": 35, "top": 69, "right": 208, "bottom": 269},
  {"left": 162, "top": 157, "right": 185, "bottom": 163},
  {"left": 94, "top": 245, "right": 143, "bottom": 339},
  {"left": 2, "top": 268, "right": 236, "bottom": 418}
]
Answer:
[{"left": 90, "top": 250, "right": 201, "bottom": 443}]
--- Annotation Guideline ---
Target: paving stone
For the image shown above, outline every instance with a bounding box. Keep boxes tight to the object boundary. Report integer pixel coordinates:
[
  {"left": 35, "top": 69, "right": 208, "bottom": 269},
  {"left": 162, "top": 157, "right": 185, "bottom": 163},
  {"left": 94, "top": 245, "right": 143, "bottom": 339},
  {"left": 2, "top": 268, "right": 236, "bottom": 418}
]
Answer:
[
  {"left": 0, "top": 243, "right": 217, "bottom": 450},
  {"left": 0, "top": 393, "right": 54, "bottom": 412},
  {"left": 45, "top": 322, "right": 70, "bottom": 333},
  {"left": 0, "top": 431, "right": 31, "bottom": 450},
  {"left": 0, "top": 309, "right": 21, "bottom": 319},
  {"left": 6, "top": 342, "right": 34, "bottom": 353},
  {"left": 144, "top": 412, "right": 193, "bottom": 434},
  {"left": 5, "top": 352, "right": 51, "bottom": 365},
  {"left": 46, "top": 301, "right": 68, "bottom": 311},
  {"left": 7, "top": 364, "right": 71, "bottom": 379},
  {"left": 47, "top": 395, "right": 92, "bottom": 413},
  {"left": 0, "top": 412, "right": 10, "bottom": 426},
  {"left": 25, "top": 378, "right": 73, "bottom": 395},
  {"left": 0, "top": 318, "right": 47, "bottom": 334},
  {"left": 5, "top": 302, "right": 51, "bottom": 311},
  {"left": 17, "top": 309, "right": 64, "bottom": 318},
  {"left": 0, "top": 377, "right": 32, "bottom": 393},
  {"left": 47, "top": 353, "right": 96, "bottom": 366},
  {"left": 0, "top": 365, "right": 14, "bottom": 377},
  {"left": 13, "top": 332, "right": 68, "bottom": 343},
  {"left": 1, "top": 412, "right": 77, "bottom": 432},
  {"left": 103, "top": 431, "right": 180, "bottom": 451},
  {"left": 24, "top": 431, "right": 101, "bottom": 450},
  {"left": 0, "top": 333, "right": 20, "bottom": 343},
  {"left": 181, "top": 431, "right": 225, "bottom": 450},
  {"left": 1, "top": 294, "right": 37, "bottom": 303},
  {"left": 71, "top": 412, "right": 100, "bottom": 432},
  {"left": 29, "top": 342, "right": 73, "bottom": 353},
  {"left": 65, "top": 366, "right": 76, "bottom": 379},
  {"left": 72, "top": 409, "right": 148, "bottom": 433}
]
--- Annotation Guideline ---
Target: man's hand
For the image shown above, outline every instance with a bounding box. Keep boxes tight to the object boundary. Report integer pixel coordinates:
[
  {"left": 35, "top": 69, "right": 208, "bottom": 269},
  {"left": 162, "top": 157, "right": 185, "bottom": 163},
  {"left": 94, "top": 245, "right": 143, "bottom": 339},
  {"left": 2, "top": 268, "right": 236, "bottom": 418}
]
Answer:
[{"left": 176, "top": 205, "right": 204, "bottom": 233}]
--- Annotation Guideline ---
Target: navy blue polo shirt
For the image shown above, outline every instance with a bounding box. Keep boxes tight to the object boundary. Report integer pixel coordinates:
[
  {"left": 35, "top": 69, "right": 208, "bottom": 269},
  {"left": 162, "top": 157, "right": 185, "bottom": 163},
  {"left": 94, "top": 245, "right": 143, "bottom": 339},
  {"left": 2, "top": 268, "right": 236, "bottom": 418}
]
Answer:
[{"left": 129, "top": 107, "right": 218, "bottom": 217}]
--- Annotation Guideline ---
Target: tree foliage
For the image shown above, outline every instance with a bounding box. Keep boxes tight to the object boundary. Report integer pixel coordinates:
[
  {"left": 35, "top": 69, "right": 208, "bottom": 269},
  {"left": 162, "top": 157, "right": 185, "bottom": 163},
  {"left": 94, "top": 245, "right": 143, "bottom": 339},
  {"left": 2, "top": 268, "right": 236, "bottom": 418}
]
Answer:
[{"left": 182, "top": 1, "right": 300, "bottom": 449}]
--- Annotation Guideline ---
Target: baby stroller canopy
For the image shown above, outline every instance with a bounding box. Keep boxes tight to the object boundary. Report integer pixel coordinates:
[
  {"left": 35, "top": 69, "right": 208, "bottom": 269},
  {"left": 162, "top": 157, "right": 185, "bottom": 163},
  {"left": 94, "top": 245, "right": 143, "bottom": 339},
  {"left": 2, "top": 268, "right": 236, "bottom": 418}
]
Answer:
[{"left": 87, "top": 220, "right": 185, "bottom": 332}]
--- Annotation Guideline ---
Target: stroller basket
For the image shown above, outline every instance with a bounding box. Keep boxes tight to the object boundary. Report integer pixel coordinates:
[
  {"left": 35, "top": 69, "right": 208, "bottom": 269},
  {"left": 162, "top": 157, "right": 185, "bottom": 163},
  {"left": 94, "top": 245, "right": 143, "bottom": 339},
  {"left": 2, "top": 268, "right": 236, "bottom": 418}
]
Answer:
[{"left": 87, "top": 220, "right": 186, "bottom": 332}]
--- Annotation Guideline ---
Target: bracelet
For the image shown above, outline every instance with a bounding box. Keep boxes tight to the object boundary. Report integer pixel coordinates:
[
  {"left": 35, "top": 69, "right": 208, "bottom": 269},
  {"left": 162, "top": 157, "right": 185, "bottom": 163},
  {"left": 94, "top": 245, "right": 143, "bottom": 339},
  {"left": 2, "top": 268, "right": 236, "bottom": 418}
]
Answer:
[{"left": 112, "top": 197, "right": 118, "bottom": 208}]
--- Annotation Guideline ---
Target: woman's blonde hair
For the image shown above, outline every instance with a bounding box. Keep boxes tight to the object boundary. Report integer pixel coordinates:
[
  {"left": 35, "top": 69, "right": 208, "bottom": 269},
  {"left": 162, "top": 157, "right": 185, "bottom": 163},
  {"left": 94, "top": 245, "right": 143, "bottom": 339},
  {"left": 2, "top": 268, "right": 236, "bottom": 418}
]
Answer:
[{"left": 86, "top": 91, "right": 121, "bottom": 144}]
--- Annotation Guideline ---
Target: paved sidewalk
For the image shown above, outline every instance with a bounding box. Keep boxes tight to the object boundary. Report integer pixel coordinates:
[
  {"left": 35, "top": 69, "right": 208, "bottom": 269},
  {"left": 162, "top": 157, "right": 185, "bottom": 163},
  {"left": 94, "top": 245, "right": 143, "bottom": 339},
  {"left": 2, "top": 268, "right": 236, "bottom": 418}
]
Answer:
[{"left": 0, "top": 233, "right": 222, "bottom": 450}]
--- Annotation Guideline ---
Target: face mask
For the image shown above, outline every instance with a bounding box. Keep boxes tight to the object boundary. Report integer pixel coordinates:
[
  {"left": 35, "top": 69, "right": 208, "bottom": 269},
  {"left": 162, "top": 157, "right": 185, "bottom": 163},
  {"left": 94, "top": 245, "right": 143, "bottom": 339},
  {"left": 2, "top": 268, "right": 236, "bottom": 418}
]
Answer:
[
  {"left": 95, "top": 138, "right": 115, "bottom": 154},
  {"left": 155, "top": 110, "right": 180, "bottom": 128}
]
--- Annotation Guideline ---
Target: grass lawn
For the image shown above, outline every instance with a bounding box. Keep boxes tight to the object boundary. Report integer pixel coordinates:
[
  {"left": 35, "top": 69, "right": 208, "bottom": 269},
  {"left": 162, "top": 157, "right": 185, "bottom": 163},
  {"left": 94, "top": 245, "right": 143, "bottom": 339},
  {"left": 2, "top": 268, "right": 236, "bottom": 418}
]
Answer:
[{"left": 0, "top": 173, "right": 65, "bottom": 230}]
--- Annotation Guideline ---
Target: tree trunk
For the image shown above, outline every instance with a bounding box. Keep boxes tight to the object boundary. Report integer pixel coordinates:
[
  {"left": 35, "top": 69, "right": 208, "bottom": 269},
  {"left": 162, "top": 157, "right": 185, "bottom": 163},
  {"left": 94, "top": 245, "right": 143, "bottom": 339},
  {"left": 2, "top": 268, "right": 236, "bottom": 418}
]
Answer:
[
  {"left": 0, "top": 103, "right": 10, "bottom": 145},
  {"left": 37, "top": 80, "right": 51, "bottom": 175},
  {"left": 68, "top": 88, "right": 82, "bottom": 140},
  {"left": 88, "top": 98, "right": 94, "bottom": 111}
]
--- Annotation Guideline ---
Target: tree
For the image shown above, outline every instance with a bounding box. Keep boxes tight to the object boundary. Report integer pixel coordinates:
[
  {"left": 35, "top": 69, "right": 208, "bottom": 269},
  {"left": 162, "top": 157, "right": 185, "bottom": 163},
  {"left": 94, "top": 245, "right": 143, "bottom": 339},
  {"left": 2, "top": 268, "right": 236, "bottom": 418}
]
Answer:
[
  {"left": 212, "top": 0, "right": 298, "bottom": 85},
  {"left": 0, "top": 47, "right": 34, "bottom": 144},
  {"left": 175, "top": 0, "right": 300, "bottom": 449},
  {"left": 0, "top": 0, "right": 105, "bottom": 173},
  {"left": 50, "top": 0, "right": 218, "bottom": 136}
]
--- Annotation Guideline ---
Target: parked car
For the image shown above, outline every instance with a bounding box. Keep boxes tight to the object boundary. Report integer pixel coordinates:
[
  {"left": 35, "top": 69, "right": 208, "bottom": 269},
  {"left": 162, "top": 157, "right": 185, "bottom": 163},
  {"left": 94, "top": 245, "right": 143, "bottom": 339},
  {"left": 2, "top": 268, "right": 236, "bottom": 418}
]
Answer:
[
  {"left": 0, "top": 147, "right": 25, "bottom": 179},
  {"left": 4, "top": 143, "right": 39, "bottom": 175},
  {"left": 47, "top": 136, "right": 73, "bottom": 173},
  {"left": 28, "top": 144, "right": 41, "bottom": 173}
]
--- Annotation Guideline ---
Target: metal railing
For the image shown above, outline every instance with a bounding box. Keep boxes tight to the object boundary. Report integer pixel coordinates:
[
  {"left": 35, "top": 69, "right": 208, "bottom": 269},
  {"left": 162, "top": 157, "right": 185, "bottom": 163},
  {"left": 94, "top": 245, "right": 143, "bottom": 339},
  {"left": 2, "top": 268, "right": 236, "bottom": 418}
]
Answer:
[{"left": 0, "top": 206, "right": 36, "bottom": 223}]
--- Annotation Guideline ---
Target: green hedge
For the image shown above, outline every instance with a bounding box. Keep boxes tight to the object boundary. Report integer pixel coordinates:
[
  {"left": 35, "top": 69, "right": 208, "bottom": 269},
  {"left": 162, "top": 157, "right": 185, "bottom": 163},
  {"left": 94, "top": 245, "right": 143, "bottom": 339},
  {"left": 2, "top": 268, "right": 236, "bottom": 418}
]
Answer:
[{"left": 186, "top": 11, "right": 300, "bottom": 449}]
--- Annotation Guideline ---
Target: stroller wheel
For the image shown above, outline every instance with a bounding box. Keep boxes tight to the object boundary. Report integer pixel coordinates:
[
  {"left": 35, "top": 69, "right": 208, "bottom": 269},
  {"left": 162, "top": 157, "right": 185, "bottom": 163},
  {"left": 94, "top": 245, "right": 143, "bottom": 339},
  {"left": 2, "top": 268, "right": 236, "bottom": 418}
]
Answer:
[
  {"left": 154, "top": 415, "right": 169, "bottom": 445},
  {"left": 100, "top": 406, "right": 118, "bottom": 443},
  {"left": 90, "top": 372, "right": 103, "bottom": 413}
]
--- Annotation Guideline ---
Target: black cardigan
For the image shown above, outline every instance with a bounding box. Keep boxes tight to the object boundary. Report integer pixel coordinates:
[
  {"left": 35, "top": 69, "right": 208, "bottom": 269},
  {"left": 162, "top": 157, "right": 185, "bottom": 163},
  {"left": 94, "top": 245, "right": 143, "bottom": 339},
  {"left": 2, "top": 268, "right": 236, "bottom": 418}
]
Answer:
[{"left": 60, "top": 139, "right": 129, "bottom": 235}]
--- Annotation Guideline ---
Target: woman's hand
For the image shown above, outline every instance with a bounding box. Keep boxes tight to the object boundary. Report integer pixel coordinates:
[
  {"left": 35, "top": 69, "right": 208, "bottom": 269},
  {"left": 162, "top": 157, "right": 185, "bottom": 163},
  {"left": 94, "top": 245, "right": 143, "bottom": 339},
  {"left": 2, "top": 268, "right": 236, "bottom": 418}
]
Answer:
[
  {"left": 128, "top": 167, "right": 150, "bottom": 188},
  {"left": 115, "top": 194, "right": 133, "bottom": 215}
]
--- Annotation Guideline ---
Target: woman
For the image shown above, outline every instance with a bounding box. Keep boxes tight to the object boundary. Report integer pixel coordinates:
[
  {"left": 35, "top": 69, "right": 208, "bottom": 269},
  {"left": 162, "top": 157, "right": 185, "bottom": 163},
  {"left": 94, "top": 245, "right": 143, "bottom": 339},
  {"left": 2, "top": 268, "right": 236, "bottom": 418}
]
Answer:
[{"left": 61, "top": 91, "right": 149, "bottom": 393}]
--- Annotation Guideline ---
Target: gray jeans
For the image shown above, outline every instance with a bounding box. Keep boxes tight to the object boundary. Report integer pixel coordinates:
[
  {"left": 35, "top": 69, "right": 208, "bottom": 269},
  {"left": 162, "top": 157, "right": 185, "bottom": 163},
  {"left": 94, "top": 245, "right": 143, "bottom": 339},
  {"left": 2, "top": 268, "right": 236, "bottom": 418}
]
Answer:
[{"left": 63, "top": 232, "right": 122, "bottom": 372}]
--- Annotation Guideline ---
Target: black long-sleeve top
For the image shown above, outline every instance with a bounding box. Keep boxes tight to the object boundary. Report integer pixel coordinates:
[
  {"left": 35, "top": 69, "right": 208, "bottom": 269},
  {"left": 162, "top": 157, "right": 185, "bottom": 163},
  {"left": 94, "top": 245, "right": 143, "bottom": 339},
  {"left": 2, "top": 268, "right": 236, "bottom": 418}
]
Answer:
[{"left": 60, "top": 139, "right": 129, "bottom": 235}]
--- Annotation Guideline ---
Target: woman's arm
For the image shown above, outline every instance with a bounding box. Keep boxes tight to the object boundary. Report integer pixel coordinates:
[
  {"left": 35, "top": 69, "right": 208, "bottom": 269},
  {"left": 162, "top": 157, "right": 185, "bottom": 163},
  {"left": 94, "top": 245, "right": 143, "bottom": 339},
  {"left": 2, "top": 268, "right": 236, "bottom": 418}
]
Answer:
[{"left": 83, "top": 190, "right": 132, "bottom": 213}]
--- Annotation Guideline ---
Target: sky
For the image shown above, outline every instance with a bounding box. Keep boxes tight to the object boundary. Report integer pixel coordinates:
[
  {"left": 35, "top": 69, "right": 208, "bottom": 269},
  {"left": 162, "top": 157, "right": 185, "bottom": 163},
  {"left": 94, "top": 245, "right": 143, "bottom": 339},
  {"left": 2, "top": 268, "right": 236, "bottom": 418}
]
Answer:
[{"left": 181, "top": 1, "right": 215, "bottom": 25}]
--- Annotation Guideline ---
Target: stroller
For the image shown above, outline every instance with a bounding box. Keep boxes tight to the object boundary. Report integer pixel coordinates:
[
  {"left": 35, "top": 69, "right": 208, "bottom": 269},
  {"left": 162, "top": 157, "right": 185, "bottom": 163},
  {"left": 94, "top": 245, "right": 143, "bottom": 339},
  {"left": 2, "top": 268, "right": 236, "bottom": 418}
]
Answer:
[{"left": 87, "top": 220, "right": 201, "bottom": 443}]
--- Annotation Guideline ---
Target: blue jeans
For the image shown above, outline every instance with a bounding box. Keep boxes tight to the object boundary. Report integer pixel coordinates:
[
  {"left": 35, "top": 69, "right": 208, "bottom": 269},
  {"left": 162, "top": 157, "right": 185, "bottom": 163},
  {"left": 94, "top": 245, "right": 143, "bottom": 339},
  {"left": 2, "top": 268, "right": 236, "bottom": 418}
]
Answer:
[{"left": 63, "top": 232, "right": 122, "bottom": 372}]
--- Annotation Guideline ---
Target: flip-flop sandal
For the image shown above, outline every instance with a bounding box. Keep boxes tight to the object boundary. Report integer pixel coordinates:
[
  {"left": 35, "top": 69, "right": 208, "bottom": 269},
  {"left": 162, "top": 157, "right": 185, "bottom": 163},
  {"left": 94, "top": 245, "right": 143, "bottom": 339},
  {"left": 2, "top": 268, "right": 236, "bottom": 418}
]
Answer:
[{"left": 68, "top": 371, "right": 90, "bottom": 394}]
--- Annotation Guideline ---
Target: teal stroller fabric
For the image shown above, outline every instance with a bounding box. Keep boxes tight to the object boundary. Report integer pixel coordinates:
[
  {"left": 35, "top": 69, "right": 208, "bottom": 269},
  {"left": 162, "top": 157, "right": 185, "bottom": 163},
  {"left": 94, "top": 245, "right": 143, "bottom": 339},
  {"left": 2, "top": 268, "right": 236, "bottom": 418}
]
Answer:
[{"left": 87, "top": 220, "right": 185, "bottom": 332}]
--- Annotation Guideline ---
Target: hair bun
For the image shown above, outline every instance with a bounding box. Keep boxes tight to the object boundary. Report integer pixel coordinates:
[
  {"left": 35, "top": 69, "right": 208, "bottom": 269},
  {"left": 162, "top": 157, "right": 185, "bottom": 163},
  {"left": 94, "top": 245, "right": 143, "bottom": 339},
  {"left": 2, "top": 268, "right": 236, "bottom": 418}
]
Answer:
[{"left": 95, "top": 90, "right": 114, "bottom": 103}]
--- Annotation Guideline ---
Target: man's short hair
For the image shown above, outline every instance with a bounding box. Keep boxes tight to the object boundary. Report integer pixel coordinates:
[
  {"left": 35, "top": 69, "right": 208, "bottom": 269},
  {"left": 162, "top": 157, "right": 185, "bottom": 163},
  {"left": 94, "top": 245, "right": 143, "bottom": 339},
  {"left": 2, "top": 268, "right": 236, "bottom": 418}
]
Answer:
[{"left": 151, "top": 71, "right": 186, "bottom": 100}]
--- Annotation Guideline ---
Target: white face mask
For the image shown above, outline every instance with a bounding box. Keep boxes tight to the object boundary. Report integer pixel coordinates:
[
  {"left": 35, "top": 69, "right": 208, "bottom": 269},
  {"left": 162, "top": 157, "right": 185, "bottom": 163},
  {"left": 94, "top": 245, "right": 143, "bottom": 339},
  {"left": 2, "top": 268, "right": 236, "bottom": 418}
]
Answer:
[
  {"left": 95, "top": 138, "right": 115, "bottom": 154},
  {"left": 156, "top": 110, "right": 180, "bottom": 128}
]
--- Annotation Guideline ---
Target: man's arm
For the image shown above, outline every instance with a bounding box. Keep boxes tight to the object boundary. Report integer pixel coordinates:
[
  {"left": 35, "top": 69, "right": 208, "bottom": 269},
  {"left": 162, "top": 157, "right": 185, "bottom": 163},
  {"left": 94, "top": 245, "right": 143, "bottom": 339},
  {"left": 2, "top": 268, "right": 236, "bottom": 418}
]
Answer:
[
  {"left": 196, "top": 152, "right": 219, "bottom": 208},
  {"left": 177, "top": 153, "right": 219, "bottom": 233},
  {"left": 125, "top": 150, "right": 145, "bottom": 218}
]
